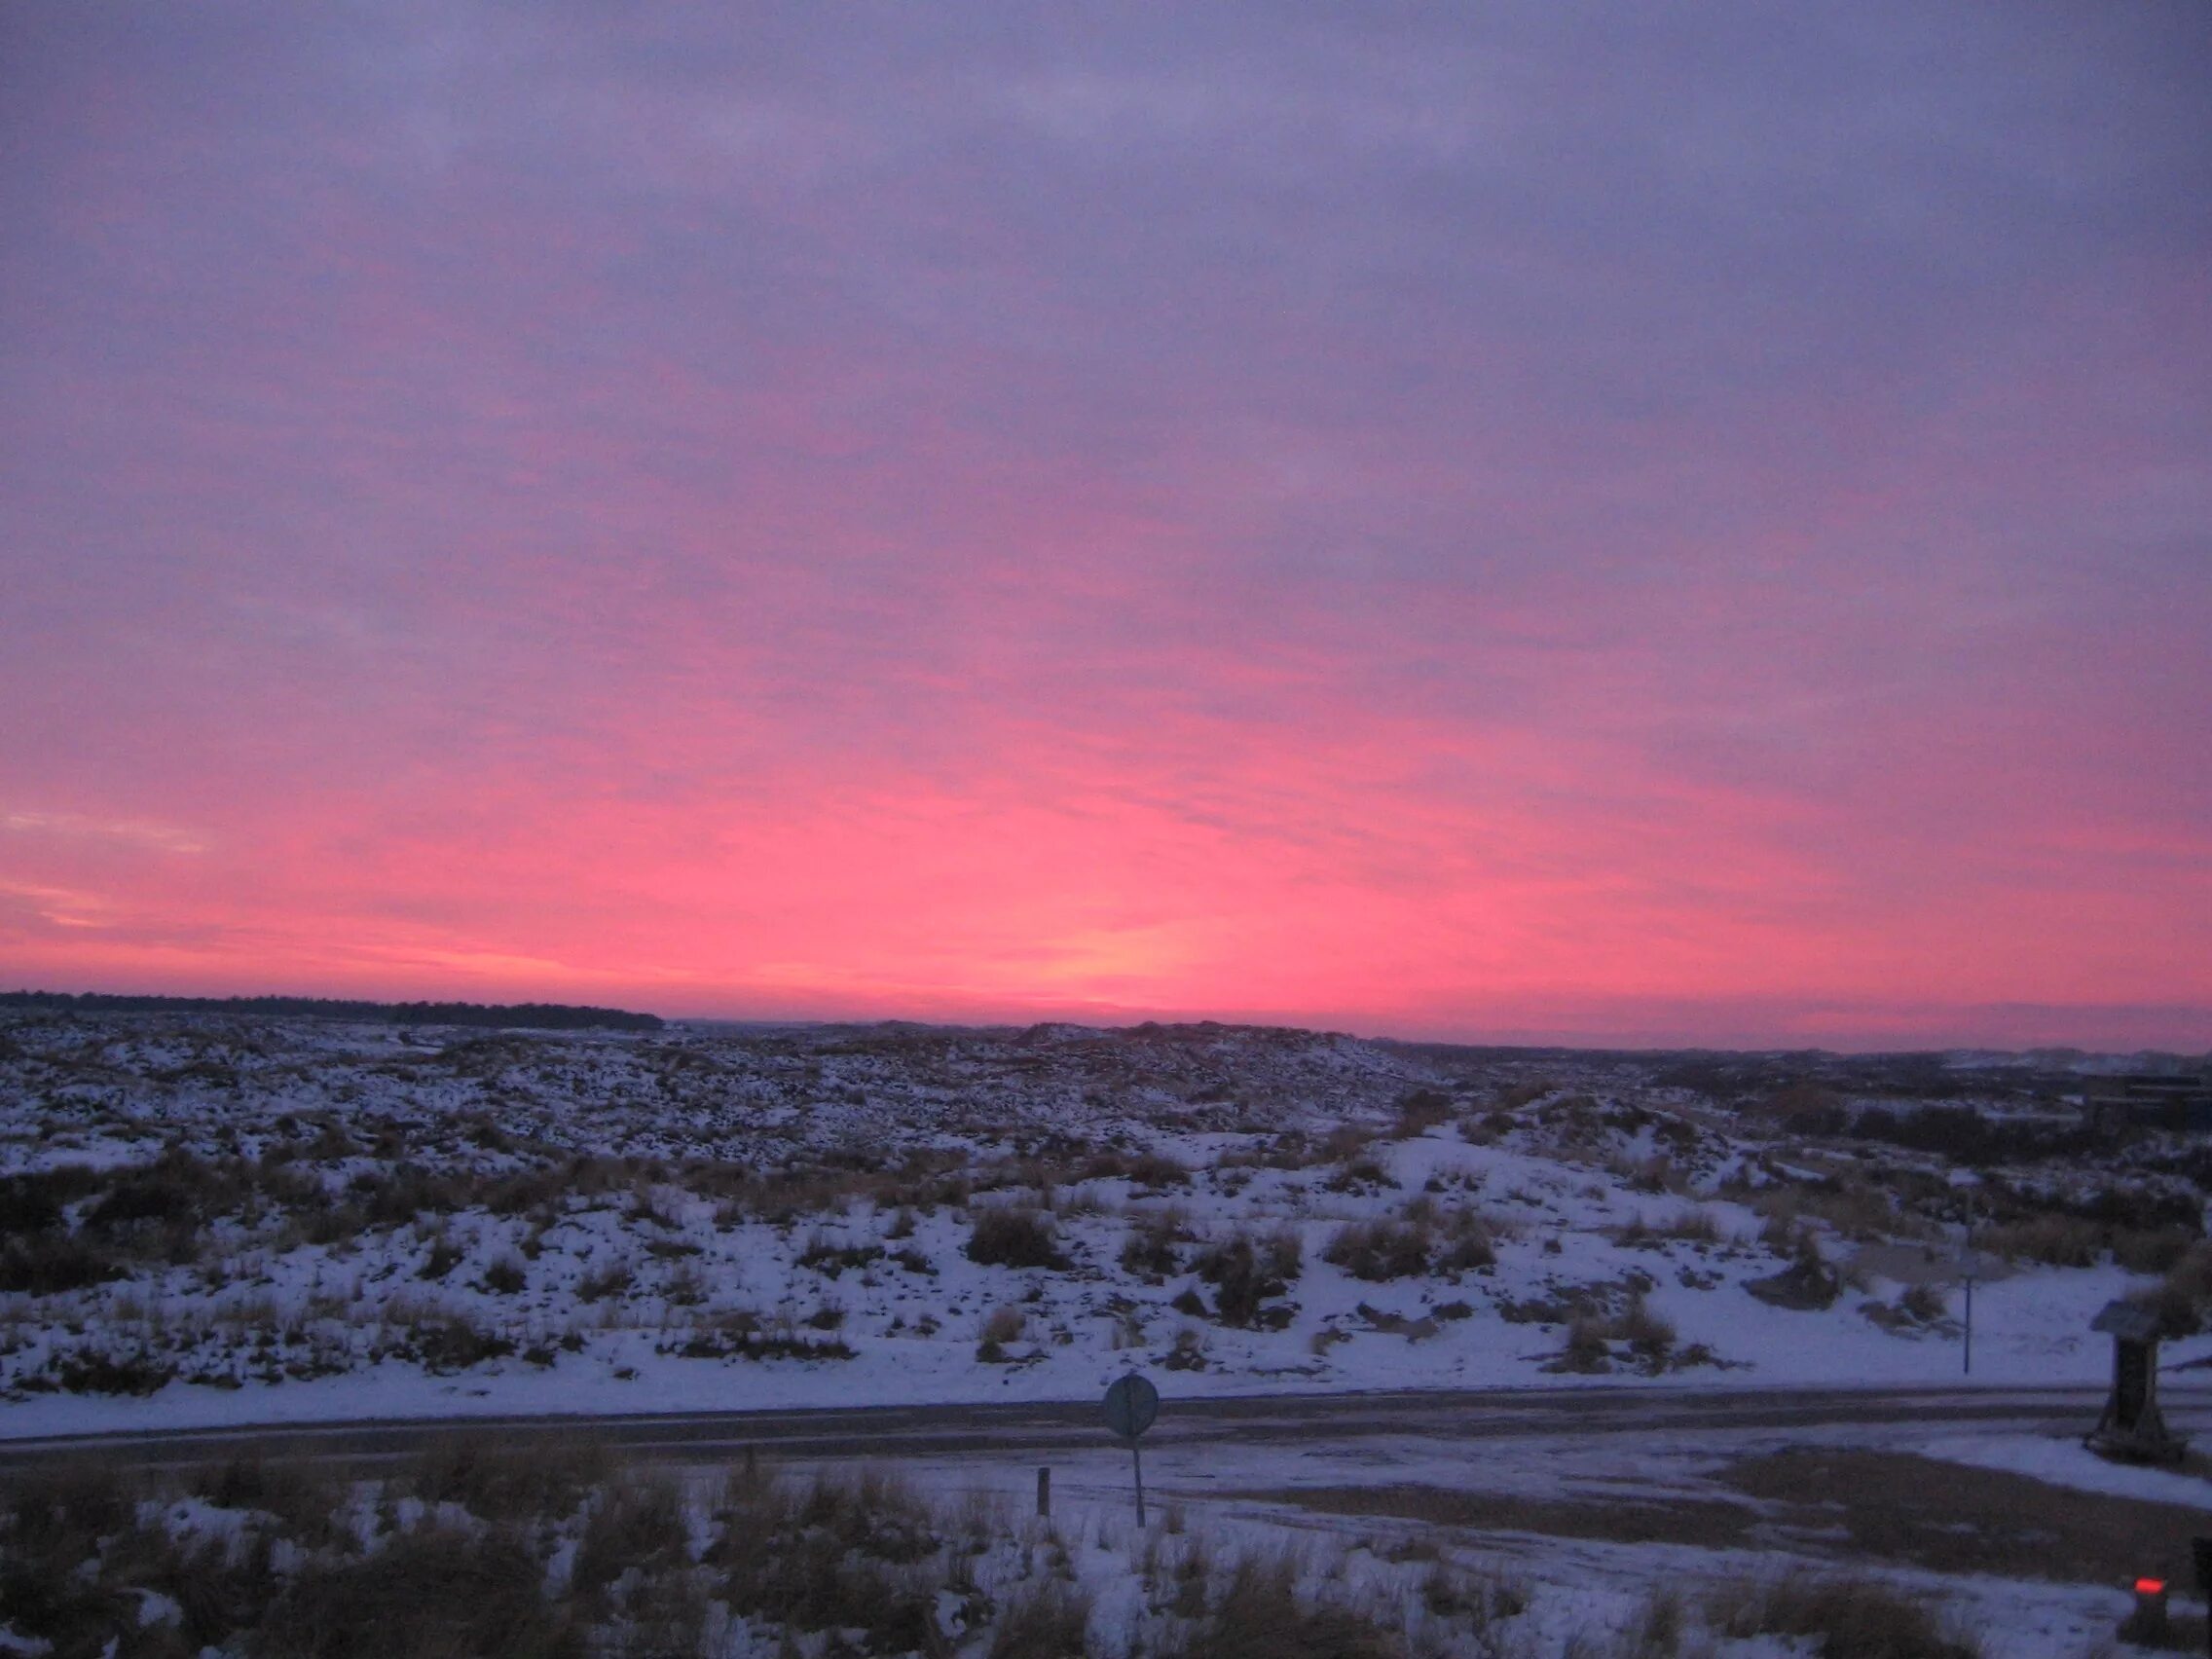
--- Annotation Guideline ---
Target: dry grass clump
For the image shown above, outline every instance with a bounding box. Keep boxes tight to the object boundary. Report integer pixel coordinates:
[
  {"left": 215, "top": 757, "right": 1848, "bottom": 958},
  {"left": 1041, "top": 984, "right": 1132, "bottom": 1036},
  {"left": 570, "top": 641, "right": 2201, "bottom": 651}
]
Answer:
[
  {"left": 1607, "top": 1154, "right": 1680, "bottom": 1196},
  {"left": 192, "top": 1453, "right": 349, "bottom": 1545},
  {"left": 1389, "top": 1089, "right": 1454, "bottom": 1139},
  {"left": 713, "top": 1466, "right": 954, "bottom": 1653},
  {"left": 1, "top": 1441, "right": 1048, "bottom": 1659},
  {"left": 257, "top": 1522, "right": 583, "bottom": 1659},
  {"left": 1976, "top": 1213, "right": 2103, "bottom": 1268},
  {"left": 1122, "top": 1209, "right": 1191, "bottom": 1278},
  {"left": 989, "top": 1580, "right": 1094, "bottom": 1659},
  {"left": 575, "top": 1259, "right": 635, "bottom": 1302},
  {"left": 977, "top": 1304, "right": 1028, "bottom": 1360},
  {"left": 1173, "top": 1553, "right": 1397, "bottom": 1659},
  {"left": 1898, "top": 1281, "right": 1948, "bottom": 1323},
  {"left": 568, "top": 1469, "right": 690, "bottom": 1607},
  {"left": 967, "top": 1205, "right": 1070, "bottom": 1271},
  {"left": 1618, "top": 1206, "right": 1721, "bottom": 1246},
  {"left": 1556, "top": 1295, "right": 1677, "bottom": 1376},
  {"left": 2144, "top": 1240, "right": 2212, "bottom": 1336},
  {"left": 406, "top": 1432, "right": 611, "bottom": 1524},
  {"left": 479, "top": 1253, "right": 529, "bottom": 1295},
  {"left": 1079, "top": 1149, "right": 1192, "bottom": 1191},
  {"left": 1192, "top": 1229, "right": 1303, "bottom": 1327},
  {"left": 0, "top": 1461, "right": 139, "bottom": 1652},
  {"left": 2111, "top": 1225, "right": 2199, "bottom": 1275},
  {"left": 1618, "top": 1584, "right": 1685, "bottom": 1658},
  {"left": 1324, "top": 1218, "right": 1430, "bottom": 1281},
  {"left": 1749, "top": 1179, "right": 1912, "bottom": 1245},
  {"left": 1324, "top": 1207, "right": 1492, "bottom": 1282},
  {"left": 1707, "top": 1571, "right": 1979, "bottom": 1659},
  {"left": 0, "top": 1231, "right": 121, "bottom": 1295}
]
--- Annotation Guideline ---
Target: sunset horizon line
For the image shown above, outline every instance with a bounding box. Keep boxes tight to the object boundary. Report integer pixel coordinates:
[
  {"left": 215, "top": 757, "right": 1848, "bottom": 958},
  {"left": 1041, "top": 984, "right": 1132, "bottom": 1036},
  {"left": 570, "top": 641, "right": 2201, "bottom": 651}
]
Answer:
[{"left": 10, "top": 978, "right": 2206, "bottom": 1059}]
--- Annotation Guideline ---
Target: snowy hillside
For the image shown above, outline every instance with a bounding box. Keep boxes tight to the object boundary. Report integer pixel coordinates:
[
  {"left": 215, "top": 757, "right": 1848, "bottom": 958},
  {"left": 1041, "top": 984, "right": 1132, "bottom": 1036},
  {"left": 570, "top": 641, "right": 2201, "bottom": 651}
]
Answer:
[{"left": 0, "top": 1013, "right": 2205, "bottom": 1434}]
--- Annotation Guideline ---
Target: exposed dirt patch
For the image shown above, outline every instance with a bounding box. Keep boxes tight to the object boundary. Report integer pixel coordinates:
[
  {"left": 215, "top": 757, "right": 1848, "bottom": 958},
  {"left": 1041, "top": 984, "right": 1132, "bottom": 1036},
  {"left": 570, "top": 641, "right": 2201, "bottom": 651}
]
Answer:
[
  {"left": 1246, "top": 1449, "right": 2212, "bottom": 1590},
  {"left": 1231, "top": 1484, "right": 1759, "bottom": 1550},
  {"left": 1724, "top": 1448, "right": 2212, "bottom": 1587}
]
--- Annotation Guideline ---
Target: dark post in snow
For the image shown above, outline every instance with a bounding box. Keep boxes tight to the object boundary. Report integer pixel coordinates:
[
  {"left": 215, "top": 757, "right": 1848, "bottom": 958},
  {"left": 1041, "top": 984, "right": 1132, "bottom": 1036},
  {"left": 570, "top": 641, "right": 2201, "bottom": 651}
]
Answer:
[
  {"left": 1102, "top": 1371, "right": 1161, "bottom": 1528},
  {"left": 2190, "top": 1537, "right": 2212, "bottom": 1657},
  {"left": 2123, "top": 1576, "right": 2171, "bottom": 1646},
  {"left": 1037, "top": 1466, "right": 1051, "bottom": 1519}
]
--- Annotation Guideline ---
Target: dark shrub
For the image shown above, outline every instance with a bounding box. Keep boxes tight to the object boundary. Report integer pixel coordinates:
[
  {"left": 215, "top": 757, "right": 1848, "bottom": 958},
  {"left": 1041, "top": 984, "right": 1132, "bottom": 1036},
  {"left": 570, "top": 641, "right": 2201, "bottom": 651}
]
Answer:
[
  {"left": 41, "top": 1348, "right": 175, "bottom": 1395},
  {"left": 408, "top": 1434, "right": 609, "bottom": 1523},
  {"left": 480, "top": 1256, "right": 528, "bottom": 1295},
  {"left": 256, "top": 1524, "right": 581, "bottom": 1659},
  {"left": 1189, "top": 1556, "right": 1397, "bottom": 1659},
  {"left": 0, "top": 1233, "right": 118, "bottom": 1294},
  {"left": 989, "top": 1582, "right": 1092, "bottom": 1659},
  {"left": 1324, "top": 1218, "right": 1431, "bottom": 1281},
  {"left": 0, "top": 1171, "right": 86, "bottom": 1236},
  {"left": 1710, "top": 1572, "right": 1977, "bottom": 1659},
  {"left": 1120, "top": 1213, "right": 1183, "bottom": 1277},
  {"left": 966, "top": 1207, "right": 1067, "bottom": 1271},
  {"left": 407, "top": 1317, "right": 516, "bottom": 1374},
  {"left": 570, "top": 1476, "right": 688, "bottom": 1606},
  {"left": 0, "top": 1462, "right": 137, "bottom": 1652},
  {"left": 1391, "top": 1089, "right": 1454, "bottom": 1137},
  {"left": 1194, "top": 1233, "right": 1295, "bottom": 1327}
]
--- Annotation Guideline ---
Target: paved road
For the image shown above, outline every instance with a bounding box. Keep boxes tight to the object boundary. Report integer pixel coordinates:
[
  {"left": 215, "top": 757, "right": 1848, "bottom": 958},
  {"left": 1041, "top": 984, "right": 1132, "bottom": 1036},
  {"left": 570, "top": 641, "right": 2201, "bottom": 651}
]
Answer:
[{"left": 0, "top": 1382, "right": 2190, "bottom": 1475}]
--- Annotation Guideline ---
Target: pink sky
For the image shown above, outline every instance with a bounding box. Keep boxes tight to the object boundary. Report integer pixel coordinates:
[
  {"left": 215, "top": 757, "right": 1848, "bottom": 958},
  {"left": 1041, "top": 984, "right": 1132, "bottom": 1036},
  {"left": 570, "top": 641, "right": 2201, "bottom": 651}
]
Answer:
[{"left": 2, "top": 6, "right": 2208, "bottom": 1050}]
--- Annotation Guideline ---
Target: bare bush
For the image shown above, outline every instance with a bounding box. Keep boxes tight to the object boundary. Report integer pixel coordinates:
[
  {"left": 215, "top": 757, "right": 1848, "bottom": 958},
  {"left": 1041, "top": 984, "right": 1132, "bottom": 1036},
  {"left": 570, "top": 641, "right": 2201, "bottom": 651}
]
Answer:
[
  {"left": 1707, "top": 1571, "right": 1978, "bottom": 1659},
  {"left": 1182, "top": 1552, "right": 1397, "bottom": 1659},
  {"left": 570, "top": 1470, "right": 690, "bottom": 1608},
  {"left": 1121, "top": 1210, "right": 1187, "bottom": 1277},
  {"left": 1978, "top": 1213, "right": 2102, "bottom": 1268},
  {"left": 967, "top": 1206, "right": 1069, "bottom": 1271},
  {"left": 1324, "top": 1218, "right": 1430, "bottom": 1281},
  {"left": 1193, "top": 1230, "right": 1301, "bottom": 1328},
  {"left": 1325, "top": 1208, "right": 1490, "bottom": 1282},
  {"left": 988, "top": 1580, "right": 1093, "bottom": 1659},
  {"left": 407, "top": 1433, "right": 610, "bottom": 1524},
  {"left": 257, "top": 1521, "right": 580, "bottom": 1659}
]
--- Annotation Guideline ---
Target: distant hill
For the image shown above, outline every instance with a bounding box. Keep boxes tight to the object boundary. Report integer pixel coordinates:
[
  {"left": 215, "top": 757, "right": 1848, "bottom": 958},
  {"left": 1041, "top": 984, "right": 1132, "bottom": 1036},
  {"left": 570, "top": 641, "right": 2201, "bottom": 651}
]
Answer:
[{"left": 0, "top": 991, "right": 662, "bottom": 1032}]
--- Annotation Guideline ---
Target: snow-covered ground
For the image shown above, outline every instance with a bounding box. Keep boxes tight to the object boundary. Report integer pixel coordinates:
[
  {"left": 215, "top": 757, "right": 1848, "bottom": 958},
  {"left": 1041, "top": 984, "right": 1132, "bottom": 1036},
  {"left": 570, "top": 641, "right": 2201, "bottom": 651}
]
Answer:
[
  {"left": 6, "top": 1012, "right": 2212, "bottom": 1654},
  {"left": 0, "top": 1013, "right": 2204, "bottom": 1438}
]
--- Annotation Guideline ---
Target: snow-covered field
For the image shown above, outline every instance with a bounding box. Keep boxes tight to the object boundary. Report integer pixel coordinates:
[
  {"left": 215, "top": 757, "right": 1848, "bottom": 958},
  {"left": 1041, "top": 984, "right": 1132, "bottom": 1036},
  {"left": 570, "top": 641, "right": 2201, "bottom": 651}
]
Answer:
[
  {"left": 0, "top": 1013, "right": 2204, "bottom": 1435},
  {"left": 6, "top": 1011, "right": 2212, "bottom": 1654}
]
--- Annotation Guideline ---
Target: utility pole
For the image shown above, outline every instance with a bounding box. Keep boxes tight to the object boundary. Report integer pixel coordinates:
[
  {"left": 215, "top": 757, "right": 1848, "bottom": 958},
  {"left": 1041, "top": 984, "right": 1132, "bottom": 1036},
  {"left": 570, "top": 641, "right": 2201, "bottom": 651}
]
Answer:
[{"left": 1960, "top": 1186, "right": 1976, "bottom": 1377}]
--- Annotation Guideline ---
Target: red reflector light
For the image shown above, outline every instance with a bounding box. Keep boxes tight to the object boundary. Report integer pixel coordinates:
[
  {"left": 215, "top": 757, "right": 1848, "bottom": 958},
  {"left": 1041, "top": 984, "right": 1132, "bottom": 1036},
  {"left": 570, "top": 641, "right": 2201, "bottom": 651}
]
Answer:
[{"left": 2137, "top": 1579, "right": 2167, "bottom": 1595}]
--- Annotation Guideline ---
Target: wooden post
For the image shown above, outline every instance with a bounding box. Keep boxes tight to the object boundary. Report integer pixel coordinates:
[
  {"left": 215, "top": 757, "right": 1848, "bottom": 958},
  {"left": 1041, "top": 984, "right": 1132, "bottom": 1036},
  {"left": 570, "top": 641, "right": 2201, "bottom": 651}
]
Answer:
[
  {"left": 1131, "top": 1441, "right": 1147, "bottom": 1528},
  {"left": 2191, "top": 1537, "right": 2212, "bottom": 1657},
  {"left": 2124, "top": 1579, "right": 2170, "bottom": 1646},
  {"left": 1037, "top": 1466, "right": 1051, "bottom": 1518},
  {"left": 743, "top": 1444, "right": 757, "bottom": 1480}
]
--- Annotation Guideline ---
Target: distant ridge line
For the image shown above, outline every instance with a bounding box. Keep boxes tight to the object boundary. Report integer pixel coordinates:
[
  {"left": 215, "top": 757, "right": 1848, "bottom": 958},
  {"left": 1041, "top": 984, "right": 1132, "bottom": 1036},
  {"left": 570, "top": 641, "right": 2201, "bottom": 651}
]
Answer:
[{"left": 0, "top": 990, "right": 662, "bottom": 1032}]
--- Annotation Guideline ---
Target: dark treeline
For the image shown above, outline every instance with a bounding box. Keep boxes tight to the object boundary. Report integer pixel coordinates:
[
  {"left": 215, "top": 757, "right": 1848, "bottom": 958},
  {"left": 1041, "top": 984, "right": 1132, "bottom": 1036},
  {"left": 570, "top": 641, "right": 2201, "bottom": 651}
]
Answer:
[{"left": 0, "top": 991, "right": 662, "bottom": 1032}]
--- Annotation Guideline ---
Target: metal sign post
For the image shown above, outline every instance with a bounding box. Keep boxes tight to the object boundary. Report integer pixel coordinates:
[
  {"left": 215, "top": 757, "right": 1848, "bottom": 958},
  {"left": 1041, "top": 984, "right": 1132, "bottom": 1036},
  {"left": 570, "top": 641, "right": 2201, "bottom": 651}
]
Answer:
[{"left": 1102, "top": 1372, "right": 1160, "bottom": 1527}]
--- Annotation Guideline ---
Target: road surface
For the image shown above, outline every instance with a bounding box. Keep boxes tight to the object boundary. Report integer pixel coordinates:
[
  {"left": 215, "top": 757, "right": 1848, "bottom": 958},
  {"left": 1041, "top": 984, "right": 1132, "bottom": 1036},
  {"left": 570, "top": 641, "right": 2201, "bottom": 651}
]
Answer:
[{"left": 0, "top": 1382, "right": 2194, "bottom": 1475}]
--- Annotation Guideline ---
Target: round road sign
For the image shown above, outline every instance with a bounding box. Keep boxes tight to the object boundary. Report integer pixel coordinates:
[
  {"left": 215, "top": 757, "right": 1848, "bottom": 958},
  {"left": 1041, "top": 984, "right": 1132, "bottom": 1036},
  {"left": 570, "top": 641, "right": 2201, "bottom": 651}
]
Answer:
[{"left": 1102, "top": 1372, "right": 1160, "bottom": 1441}]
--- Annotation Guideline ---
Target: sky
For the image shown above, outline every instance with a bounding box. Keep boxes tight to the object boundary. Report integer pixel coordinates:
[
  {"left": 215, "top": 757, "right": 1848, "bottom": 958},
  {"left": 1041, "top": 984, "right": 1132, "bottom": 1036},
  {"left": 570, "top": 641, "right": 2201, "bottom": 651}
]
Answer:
[{"left": 2, "top": 4, "right": 2209, "bottom": 1051}]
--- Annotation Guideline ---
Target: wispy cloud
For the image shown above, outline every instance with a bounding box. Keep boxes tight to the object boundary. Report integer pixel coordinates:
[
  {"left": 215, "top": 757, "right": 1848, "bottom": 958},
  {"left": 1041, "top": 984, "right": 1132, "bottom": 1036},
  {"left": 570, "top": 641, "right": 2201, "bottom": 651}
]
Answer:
[
  {"left": 2, "top": 813, "right": 206, "bottom": 855},
  {"left": 0, "top": 5, "right": 2204, "bottom": 1045}
]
